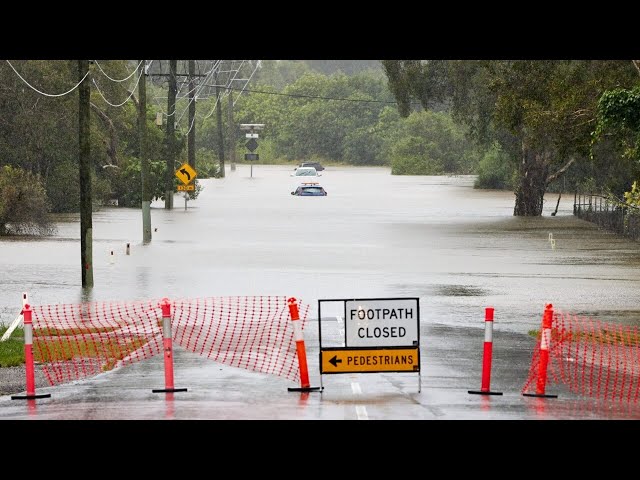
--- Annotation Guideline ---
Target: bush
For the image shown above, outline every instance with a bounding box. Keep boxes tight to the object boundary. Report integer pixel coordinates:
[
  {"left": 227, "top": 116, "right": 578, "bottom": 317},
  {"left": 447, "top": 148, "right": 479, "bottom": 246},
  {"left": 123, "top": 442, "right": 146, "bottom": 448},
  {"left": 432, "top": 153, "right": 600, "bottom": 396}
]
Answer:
[
  {"left": 388, "top": 111, "right": 480, "bottom": 175},
  {"left": 109, "top": 155, "right": 167, "bottom": 207},
  {"left": 195, "top": 148, "right": 221, "bottom": 178},
  {"left": 0, "top": 165, "right": 56, "bottom": 236},
  {"left": 474, "top": 143, "right": 515, "bottom": 190}
]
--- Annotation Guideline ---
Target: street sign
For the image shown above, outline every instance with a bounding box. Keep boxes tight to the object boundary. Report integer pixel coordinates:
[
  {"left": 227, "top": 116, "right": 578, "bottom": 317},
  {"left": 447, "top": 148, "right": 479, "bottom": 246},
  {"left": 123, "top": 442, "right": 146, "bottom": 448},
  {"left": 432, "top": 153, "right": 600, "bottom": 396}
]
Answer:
[
  {"left": 245, "top": 153, "right": 259, "bottom": 161},
  {"left": 177, "top": 184, "right": 195, "bottom": 191},
  {"left": 175, "top": 163, "right": 197, "bottom": 185},
  {"left": 245, "top": 133, "right": 259, "bottom": 139},
  {"left": 246, "top": 138, "right": 258, "bottom": 152},
  {"left": 344, "top": 298, "right": 419, "bottom": 347},
  {"left": 320, "top": 346, "right": 420, "bottom": 374}
]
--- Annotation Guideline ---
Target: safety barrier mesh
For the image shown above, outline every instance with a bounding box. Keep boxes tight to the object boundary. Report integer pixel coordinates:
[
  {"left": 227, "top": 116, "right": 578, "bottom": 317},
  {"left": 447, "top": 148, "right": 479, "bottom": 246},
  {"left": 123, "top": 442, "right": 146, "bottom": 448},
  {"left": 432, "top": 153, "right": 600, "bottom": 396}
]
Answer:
[
  {"left": 171, "top": 296, "right": 309, "bottom": 383},
  {"left": 29, "top": 296, "right": 308, "bottom": 386},
  {"left": 522, "top": 309, "right": 640, "bottom": 403},
  {"left": 31, "top": 299, "right": 164, "bottom": 386}
]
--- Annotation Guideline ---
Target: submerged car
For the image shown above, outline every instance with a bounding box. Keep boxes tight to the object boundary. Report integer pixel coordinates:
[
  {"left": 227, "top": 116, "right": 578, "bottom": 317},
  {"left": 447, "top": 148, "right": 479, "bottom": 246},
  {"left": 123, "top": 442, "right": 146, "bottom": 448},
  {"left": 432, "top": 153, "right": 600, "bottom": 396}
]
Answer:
[
  {"left": 291, "top": 183, "right": 328, "bottom": 196},
  {"left": 294, "top": 161, "right": 325, "bottom": 172},
  {"left": 290, "top": 166, "right": 321, "bottom": 179}
]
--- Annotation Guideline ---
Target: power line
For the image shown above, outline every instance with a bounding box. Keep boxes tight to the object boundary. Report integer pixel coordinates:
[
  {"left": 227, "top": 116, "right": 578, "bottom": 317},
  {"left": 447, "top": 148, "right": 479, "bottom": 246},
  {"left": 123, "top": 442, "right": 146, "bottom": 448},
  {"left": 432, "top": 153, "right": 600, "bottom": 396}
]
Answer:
[
  {"left": 91, "top": 64, "right": 144, "bottom": 108},
  {"left": 94, "top": 60, "right": 143, "bottom": 83},
  {"left": 232, "top": 60, "right": 261, "bottom": 107},
  {"left": 6, "top": 60, "right": 89, "bottom": 98}
]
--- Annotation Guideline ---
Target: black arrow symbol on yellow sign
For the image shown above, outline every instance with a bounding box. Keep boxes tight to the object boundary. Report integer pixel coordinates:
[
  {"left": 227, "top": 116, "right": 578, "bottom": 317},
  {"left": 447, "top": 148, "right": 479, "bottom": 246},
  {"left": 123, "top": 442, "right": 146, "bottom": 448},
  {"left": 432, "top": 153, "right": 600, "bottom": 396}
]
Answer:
[
  {"left": 180, "top": 168, "right": 191, "bottom": 181},
  {"left": 329, "top": 355, "right": 342, "bottom": 367}
]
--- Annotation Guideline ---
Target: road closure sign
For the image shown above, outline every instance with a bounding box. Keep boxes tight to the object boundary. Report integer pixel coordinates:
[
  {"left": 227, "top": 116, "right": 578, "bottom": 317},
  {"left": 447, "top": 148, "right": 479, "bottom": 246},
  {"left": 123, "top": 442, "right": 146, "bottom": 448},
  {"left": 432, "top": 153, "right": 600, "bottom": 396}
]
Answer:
[{"left": 345, "top": 298, "right": 419, "bottom": 347}]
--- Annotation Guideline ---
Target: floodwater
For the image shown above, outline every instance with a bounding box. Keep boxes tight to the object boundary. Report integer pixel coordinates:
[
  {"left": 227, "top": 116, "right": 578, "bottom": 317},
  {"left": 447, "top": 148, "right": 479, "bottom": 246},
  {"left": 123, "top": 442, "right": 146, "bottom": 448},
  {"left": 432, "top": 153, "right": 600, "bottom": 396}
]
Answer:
[
  {"left": 2, "top": 164, "right": 639, "bottom": 333},
  {"left": 3, "top": 164, "right": 640, "bottom": 420}
]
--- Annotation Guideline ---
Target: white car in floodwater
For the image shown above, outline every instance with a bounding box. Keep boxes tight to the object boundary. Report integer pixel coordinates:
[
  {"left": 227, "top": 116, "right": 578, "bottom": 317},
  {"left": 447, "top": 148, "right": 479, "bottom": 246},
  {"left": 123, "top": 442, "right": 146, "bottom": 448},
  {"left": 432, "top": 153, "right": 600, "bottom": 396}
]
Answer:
[{"left": 290, "top": 166, "right": 321, "bottom": 180}]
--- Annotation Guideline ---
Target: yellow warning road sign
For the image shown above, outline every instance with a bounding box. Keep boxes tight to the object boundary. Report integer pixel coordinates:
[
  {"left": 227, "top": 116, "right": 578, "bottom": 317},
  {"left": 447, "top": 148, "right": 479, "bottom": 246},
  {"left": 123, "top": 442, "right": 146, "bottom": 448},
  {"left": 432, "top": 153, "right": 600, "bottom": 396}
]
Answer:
[
  {"left": 177, "top": 184, "right": 195, "bottom": 191},
  {"left": 175, "top": 163, "right": 197, "bottom": 185},
  {"left": 320, "top": 346, "right": 419, "bottom": 374}
]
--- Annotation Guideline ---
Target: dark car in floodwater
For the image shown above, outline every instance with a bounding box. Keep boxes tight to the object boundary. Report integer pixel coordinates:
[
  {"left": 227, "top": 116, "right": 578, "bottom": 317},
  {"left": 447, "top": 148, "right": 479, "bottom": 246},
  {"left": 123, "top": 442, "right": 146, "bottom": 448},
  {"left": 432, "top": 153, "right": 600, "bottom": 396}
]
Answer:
[{"left": 294, "top": 161, "right": 325, "bottom": 172}]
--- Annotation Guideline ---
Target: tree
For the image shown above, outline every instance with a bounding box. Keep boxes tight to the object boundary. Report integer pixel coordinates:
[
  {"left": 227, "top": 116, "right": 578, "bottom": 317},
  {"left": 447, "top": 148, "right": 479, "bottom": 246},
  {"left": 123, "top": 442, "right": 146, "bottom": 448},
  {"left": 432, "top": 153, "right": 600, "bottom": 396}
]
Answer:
[
  {"left": 0, "top": 60, "right": 173, "bottom": 213},
  {"left": 382, "top": 60, "right": 638, "bottom": 216},
  {"left": 592, "top": 61, "right": 640, "bottom": 205}
]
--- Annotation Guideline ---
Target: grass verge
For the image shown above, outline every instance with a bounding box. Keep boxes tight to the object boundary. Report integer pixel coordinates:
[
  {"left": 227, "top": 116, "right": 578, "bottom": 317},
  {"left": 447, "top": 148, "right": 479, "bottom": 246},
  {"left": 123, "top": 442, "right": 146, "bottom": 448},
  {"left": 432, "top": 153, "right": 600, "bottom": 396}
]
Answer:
[
  {"left": 1, "top": 325, "right": 149, "bottom": 371},
  {"left": 0, "top": 325, "right": 25, "bottom": 367}
]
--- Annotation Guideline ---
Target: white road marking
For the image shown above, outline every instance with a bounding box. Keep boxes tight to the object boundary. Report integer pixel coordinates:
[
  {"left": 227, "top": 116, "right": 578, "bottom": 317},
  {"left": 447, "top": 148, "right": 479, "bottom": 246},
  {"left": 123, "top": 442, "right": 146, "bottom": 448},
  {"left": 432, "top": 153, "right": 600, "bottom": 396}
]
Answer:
[
  {"left": 355, "top": 406, "right": 368, "bottom": 420},
  {"left": 351, "top": 382, "right": 368, "bottom": 420}
]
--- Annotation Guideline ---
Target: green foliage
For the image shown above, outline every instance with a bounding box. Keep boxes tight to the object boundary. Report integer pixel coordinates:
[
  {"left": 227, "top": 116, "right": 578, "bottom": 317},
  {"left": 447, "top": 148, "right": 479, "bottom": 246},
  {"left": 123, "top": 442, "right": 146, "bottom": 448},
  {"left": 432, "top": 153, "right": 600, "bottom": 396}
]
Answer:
[
  {"left": 388, "top": 110, "right": 480, "bottom": 175},
  {"left": 0, "top": 60, "right": 170, "bottom": 218},
  {"left": 474, "top": 143, "right": 515, "bottom": 189},
  {"left": 382, "top": 59, "right": 639, "bottom": 215},
  {"left": 195, "top": 148, "right": 221, "bottom": 178},
  {"left": 45, "top": 159, "right": 80, "bottom": 213},
  {"left": 624, "top": 181, "right": 640, "bottom": 207},
  {"left": 593, "top": 86, "right": 640, "bottom": 161},
  {"left": 0, "top": 165, "right": 56, "bottom": 235},
  {"left": 252, "top": 60, "right": 313, "bottom": 90},
  {"left": 343, "top": 126, "right": 384, "bottom": 165},
  {"left": 109, "top": 155, "right": 167, "bottom": 207},
  {"left": 304, "top": 60, "right": 383, "bottom": 76}
]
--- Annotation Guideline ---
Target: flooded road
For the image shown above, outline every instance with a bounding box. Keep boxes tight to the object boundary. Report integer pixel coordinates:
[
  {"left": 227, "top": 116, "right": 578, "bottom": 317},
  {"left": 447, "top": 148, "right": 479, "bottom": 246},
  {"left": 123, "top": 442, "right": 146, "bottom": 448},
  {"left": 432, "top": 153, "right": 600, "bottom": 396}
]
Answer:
[
  {"left": 2, "top": 164, "right": 639, "bottom": 333},
  {"left": 2, "top": 164, "right": 640, "bottom": 420}
]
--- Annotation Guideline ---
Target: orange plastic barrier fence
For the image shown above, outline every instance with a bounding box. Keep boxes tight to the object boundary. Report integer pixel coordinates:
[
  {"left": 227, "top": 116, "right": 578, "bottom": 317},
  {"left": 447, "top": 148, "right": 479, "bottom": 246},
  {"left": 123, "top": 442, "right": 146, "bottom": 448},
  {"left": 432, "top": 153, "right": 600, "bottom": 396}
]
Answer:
[
  {"left": 29, "top": 296, "right": 309, "bottom": 386},
  {"left": 522, "top": 306, "right": 640, "bottom": 403}
]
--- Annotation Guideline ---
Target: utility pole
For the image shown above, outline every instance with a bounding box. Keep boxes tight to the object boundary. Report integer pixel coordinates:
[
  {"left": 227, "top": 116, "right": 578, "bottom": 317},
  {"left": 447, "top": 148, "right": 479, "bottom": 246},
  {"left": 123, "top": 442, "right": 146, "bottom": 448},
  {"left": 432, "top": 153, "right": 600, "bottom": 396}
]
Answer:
[
  {"left": 139, "top": 60, "right": 152, "bottom": 244},
  {"left": 165, "top": 59, "right": 177, "bottom": 210},
  {"left": 228, "top": 88, "right": 236, "bottom": 172},
  {"left": 215, "top": 72, "right": 225, "bottom": 177},
  {"left": 188, "top": 59, "right": 196, "bottom": 171},
  {"left": 78, "top": 60, "right": 93, "bottom": 288}
]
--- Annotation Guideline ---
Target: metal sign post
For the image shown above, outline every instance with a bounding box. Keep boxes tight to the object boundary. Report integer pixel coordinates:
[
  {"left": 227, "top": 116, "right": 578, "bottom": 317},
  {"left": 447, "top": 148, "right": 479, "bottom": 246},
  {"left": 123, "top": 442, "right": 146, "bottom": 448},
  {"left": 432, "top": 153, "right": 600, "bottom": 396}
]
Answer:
[
  {"left": 240, "top": 124, "right": 264, "bottom": 179},
  {"left": 175, "top": 162, "right": 197, "bottom": 211}
]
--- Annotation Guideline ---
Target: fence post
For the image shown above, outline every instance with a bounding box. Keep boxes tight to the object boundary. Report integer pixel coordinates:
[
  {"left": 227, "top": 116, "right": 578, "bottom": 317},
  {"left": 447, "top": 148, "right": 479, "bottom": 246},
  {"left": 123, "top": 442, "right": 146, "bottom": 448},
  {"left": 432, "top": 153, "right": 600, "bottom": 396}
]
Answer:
[
  {"left": 11, "top": 304, "right": 51, "bottom": 400},
  {"left": 152, "top": 298, "right": 188, "bottom": 393},
  {"left": 523, "top": 304, "right": 558, "bottom": 398},
  {"left": 287, "top": 297, "right": 322, "bottom": 392},
  {"left": 469, "top": 307, "right": 503, "bottom": 396}
]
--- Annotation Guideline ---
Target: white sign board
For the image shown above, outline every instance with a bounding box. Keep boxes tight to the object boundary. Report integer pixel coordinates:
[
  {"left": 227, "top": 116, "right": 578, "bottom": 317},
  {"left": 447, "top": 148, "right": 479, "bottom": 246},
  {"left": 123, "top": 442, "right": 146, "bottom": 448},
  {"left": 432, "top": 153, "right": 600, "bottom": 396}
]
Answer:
[
  {"left": 344, "top": 298, "right": 419, "bottom": 347},
  {"left": 245, "top": 133, "right": 259, "bottom": 138}
]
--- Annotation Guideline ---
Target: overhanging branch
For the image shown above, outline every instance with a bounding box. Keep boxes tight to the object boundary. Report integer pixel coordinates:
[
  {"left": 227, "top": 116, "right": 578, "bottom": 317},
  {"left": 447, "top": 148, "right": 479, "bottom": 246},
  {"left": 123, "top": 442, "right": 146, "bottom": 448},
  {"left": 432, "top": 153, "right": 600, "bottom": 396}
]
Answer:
[
  {"left": 90, "top": 102, "right": 118, "bottom": 166},
  {"left": 546, "top": 157, "right": 576, "bottom": 185}
]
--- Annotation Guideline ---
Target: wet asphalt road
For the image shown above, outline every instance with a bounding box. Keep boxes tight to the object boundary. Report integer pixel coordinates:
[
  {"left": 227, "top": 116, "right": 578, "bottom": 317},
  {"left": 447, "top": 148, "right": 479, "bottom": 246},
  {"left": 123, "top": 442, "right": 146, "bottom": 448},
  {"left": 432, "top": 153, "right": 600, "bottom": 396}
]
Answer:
[{"left": 1, "top": 165, "right": 640, "bottom": 419}]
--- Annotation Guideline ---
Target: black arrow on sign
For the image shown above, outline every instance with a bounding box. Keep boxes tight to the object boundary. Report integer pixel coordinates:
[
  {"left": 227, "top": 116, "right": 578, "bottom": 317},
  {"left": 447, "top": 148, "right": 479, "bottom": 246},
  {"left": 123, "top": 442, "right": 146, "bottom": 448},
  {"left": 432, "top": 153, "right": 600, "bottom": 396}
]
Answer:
[
  {"left": 180, "top": 168, "right": 191, "bottom": 181},
  {"left": 329, "top": 355, "right": 342, "bottom": 367}
]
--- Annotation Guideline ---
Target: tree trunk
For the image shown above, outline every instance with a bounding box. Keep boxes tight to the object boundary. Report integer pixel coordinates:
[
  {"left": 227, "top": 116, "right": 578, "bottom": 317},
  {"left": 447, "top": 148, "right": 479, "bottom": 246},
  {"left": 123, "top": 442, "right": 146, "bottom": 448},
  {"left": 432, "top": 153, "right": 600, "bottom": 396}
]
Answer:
[
  {"left": 513, "top": 140, "right": 550, "bottom": 216},
  {"left": 165, "top": 59, "right": 177, "bottom": 209}
]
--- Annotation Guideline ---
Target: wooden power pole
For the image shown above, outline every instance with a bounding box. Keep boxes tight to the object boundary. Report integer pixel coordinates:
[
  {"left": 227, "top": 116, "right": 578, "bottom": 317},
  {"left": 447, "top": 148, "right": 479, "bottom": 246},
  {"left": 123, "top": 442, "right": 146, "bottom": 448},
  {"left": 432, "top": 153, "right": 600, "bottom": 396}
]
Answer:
[
  {"left": 139, "top": 60, "right": 152, "bottom": 244},
  {"left": 78, "top": 60, "right": 93, "bottom": 288},
  {"left": 188, "top": 60, "right": 196, "bottom": 171},
  {"left": 215, "top": 73, "right": 225, "bottom": 177},
  {"left": 228, "top": 88, "right": 236, "bottom": 171},
  {"left": 165, "top": 59, "right": 177, "bottom": 209}
]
